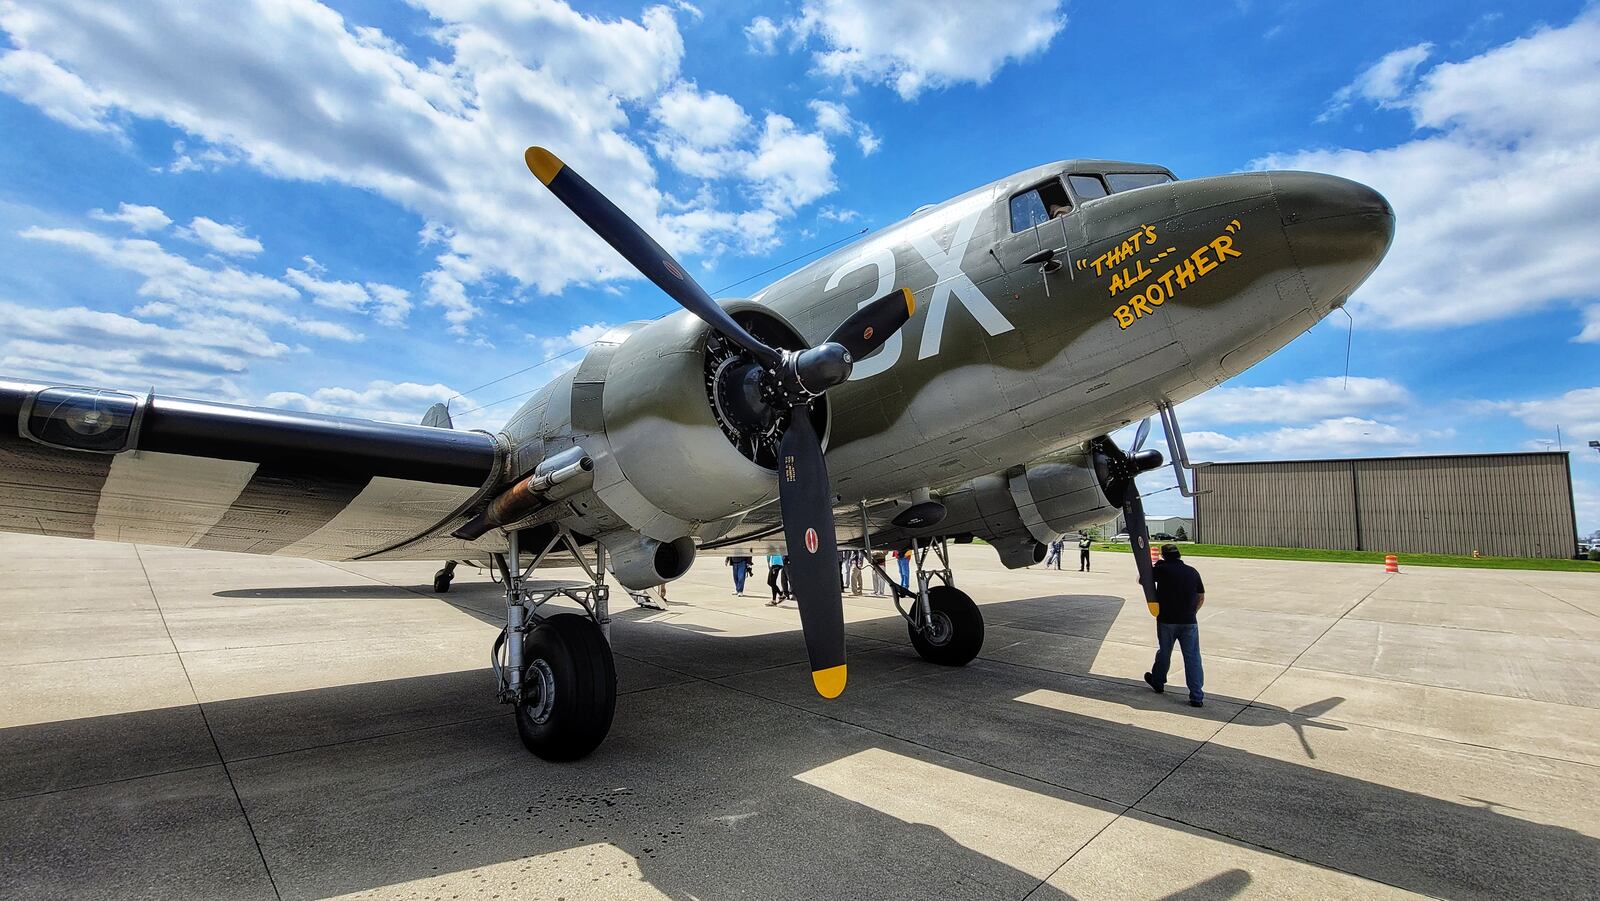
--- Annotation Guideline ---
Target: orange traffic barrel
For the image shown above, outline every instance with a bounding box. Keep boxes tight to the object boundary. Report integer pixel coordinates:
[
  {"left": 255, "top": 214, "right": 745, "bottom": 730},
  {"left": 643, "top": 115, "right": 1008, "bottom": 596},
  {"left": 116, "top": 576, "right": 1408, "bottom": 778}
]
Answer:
[{"left": 1384, "top": 554, "right": 1400, "bottom": 573}]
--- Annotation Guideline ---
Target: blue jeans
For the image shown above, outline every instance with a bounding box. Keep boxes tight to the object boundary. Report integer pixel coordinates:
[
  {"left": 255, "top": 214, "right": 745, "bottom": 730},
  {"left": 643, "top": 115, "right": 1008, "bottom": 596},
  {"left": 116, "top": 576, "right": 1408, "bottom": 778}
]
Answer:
[
  {"left": 732, "top": 561, "right": 748, "bottom": 593},
  {"left": 1151, "top": 623, "right": 1204, "bottom": 702},
  {"left": 898, "top": 557, "right": 911, "bottom": 588}
]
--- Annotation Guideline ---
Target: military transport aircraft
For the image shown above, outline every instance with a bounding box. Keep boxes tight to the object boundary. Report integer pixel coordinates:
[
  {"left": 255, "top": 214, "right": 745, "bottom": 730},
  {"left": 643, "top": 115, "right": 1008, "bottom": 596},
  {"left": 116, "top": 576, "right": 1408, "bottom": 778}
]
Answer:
[{"left": 0, "top": 148, "right": 1393, "bottom": 760}]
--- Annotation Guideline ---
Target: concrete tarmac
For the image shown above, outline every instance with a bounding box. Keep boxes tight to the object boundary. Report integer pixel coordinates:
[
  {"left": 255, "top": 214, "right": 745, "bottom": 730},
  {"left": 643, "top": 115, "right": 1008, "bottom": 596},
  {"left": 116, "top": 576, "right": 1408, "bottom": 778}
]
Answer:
[{"left": 1, "top": 533, "right": 1597, "bottom": 899}]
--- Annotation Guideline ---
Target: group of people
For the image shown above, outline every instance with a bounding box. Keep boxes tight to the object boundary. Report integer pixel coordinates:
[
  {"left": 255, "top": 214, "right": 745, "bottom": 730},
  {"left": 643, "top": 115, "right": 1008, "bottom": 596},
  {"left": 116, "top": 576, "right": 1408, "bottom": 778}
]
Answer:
[
  {"left": 725, "top": 538, "right": 1209, "bottom": 707},
  {"left": 1042, "top": 533, "right": 1095, "bottom": 571},
  {"left": 725, "top": 548, "right": 916, "bottom": 606}
]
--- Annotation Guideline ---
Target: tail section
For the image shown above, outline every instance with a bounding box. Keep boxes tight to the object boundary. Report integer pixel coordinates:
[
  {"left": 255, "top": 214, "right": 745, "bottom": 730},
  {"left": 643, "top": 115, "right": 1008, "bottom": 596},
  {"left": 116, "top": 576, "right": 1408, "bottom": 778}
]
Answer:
[{"left": 421, "top": 403, "right": 454, "bottom": 429}]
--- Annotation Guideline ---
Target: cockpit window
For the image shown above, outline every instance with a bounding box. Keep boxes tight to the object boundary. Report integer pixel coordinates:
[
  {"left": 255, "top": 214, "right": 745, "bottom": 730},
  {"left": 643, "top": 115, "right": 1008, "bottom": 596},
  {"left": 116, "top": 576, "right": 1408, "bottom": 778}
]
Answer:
[
  {"left": 1069, "top": 174, "right": 1108, "bottom": 201},
  {"left": 1008, "top": 178, "right": 1072, "bottom": 232},
  {"left": 1105, "top": 172, "right": 1173, "bottom": 193}
]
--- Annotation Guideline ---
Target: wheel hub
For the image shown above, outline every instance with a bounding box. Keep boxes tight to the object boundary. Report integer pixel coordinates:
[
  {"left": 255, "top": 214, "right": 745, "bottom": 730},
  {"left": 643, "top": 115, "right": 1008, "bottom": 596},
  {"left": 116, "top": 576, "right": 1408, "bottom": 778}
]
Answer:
[
  {"left": 524, "top": 658, "right": 556, "bottom": 724},
  {"left": 923, "top": 610, "right": 954, "bottom": 647}
]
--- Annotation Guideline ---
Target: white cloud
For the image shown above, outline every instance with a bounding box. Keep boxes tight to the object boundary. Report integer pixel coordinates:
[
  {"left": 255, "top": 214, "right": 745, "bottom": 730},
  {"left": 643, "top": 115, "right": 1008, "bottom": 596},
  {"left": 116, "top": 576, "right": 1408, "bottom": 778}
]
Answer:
[
  {"left": 0, "top": 48, "right": 116, "bottom": 133},
  {"left": 1258, "top": 10, "right": 1600, "bottom": 330},
  {"left": 88, "top": 202, "right": 171, "bottom": 232},
  {"left": 653, "top": 82, "right": 749, "bottom": 148},
  {"left": 20, "top": 225, "right": 359, "bottom": 342},
  {"left": 745, "top": 16, "right": 781, "bottom": 54},
  {"left": 1492, "top": 386, "right": 1600, "bottom": 439},
  {"left": 746, "top": 114, "right": 835, "bottom": 215},
  {"left": 1319, "top": 42, "right": 1432, "bottom": 121},
  {"left": 1181, "top": 376, "right": 1411, "bottom": 426},
  {"left": 179, "top": 216, "right": 263, "bottom": 256},
  {"left": 0, "top": 298, "right": 288, "bottom": 398},
  {"left": 1186, "top": 416, "right": 1417, "bottom": 459},
  {"left": 0, "top": 0, "right": 860, "bottom": 338},
  {"left": 1577, "top": 306, "right": 1600, "bottom": 344},
  {"left": 285, "top": 257, "right": 412, "bottom": 327},
  {"left": 533, "top": 320, "right": 614, "bottom": 357},
  {"left": 264, "top": 380, "right": 470, "bottom": 426},
  {"left": 808, "top": 98, "right": 878, "bottom": 155},
  {"left": 790, "top": 0, "right": 1067, "bottom": 99}
]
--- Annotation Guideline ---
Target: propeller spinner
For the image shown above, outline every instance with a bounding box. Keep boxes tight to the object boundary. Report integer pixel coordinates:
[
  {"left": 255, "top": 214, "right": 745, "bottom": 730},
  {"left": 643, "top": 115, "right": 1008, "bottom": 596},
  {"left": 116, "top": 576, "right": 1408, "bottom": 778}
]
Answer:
[{"left": 527, "top": 146, "right": 915, "bottom": 698}]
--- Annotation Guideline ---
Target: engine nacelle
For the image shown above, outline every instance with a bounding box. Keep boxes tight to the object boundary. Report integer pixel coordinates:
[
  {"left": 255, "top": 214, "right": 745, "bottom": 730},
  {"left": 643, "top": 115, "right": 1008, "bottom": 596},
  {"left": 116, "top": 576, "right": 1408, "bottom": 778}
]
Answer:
[
  {"left": 501, "top": 302, "right": 819, "bottom": 546},
  {"left": 597, "top": 530, "right": 697, "bottom": 590},
  {"left": 1008, "top": 451, "right": 1121, "bottom": 539},
  {"left": 891, "top": 451, "right": 1119, "bottom": 570}
]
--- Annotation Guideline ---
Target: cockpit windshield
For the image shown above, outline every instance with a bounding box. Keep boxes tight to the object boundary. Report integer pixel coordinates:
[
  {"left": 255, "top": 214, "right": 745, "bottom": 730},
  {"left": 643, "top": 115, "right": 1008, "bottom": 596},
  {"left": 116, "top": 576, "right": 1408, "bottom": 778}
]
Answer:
[{"left": 1104, "top": 172, "right": 1174, "bottom": 193}]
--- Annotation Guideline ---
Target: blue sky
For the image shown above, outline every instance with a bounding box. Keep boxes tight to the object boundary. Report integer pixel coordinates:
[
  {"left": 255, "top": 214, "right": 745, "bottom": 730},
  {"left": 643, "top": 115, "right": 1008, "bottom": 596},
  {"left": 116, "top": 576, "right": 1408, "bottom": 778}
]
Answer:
[{"left": 1, "top": 0, "right": 1597, "bottom": 534}]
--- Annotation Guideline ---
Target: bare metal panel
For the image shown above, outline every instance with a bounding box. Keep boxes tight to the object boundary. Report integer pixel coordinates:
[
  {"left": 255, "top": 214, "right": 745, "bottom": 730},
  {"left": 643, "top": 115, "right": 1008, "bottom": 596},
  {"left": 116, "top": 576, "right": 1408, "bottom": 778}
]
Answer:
[{"left": 1195, "top": 453, "right": 1578, "bottom": 558}]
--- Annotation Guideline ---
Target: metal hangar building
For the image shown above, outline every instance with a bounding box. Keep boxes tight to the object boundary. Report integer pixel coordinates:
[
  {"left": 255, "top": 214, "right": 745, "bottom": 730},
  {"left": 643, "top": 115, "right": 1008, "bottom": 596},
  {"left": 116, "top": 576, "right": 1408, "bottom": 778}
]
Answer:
[{"left": 1192, "top": 451, "right": 1579, "bottom": 558}]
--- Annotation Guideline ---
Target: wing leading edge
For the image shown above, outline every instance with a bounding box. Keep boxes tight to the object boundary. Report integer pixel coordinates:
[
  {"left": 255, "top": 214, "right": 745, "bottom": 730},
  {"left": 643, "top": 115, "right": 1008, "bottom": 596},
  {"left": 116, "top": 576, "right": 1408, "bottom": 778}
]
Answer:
[{"left": 0, "top": 377, "right": 503, "bottom": 560}]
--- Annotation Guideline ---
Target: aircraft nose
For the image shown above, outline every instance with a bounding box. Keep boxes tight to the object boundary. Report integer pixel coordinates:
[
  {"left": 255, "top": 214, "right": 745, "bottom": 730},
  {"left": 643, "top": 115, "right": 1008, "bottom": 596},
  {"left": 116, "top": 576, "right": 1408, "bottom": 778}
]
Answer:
[{"left": 1272, "top": 171, "right": 1395, "bottom": 312}]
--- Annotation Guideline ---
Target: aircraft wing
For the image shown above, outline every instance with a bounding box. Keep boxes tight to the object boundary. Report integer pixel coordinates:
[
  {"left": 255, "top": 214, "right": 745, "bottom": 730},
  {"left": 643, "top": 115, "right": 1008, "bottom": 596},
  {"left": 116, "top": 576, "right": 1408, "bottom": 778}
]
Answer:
[{"left": 0, "top": 377, "right": 504, "bottom": 560}]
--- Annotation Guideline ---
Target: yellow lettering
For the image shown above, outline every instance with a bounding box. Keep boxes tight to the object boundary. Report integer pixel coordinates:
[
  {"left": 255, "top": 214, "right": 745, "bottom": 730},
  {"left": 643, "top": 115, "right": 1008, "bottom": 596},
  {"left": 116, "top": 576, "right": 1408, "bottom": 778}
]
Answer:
[
  {"left": 1191, "top": 245, "right": 1216, "bottom": 276},
  {"left": 1172, "top": 258, "right": 1197, "bottom": 288},
  {"left": 1158, "top": 269, "right": 1176, "bottom": 296},
  {"left": 1131, "top": 296, "right": 1153, "bottom": 318},
  {"left": 1210, "top": 234, "right": 1241, "bottom": 261},
  {"left": 1108, "top": 271, "right": 1125, "bottom": 294},
  {"left": 1142, "top": 224, "right": 1158, "bottom": 246},
  {"left": 1114, "top": 306, "right": 1135, "bottom": 328},
  {"left": 1146, "top": 283, "right": 1166, "bottom": 305},
  {"left": 1091, "top": 255, "right": 1108, "bottom": 276},
  {"left": 1132, "top": 259, "right": 1151, "bottom": 286}
]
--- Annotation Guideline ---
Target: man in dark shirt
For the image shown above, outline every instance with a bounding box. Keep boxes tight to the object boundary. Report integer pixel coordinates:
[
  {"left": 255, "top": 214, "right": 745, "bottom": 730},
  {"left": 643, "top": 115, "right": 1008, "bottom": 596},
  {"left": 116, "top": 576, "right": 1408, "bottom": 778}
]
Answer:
[{"left": 1143, "top": 544, "right": 1207, "bottom": 707}]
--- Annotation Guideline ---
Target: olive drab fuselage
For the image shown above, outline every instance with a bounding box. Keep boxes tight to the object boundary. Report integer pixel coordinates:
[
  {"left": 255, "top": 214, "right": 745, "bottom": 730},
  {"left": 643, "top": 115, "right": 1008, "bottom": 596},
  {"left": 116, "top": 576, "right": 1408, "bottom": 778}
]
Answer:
[{"left": 476, "top": 158, "right": 1393, "bottom": 562}]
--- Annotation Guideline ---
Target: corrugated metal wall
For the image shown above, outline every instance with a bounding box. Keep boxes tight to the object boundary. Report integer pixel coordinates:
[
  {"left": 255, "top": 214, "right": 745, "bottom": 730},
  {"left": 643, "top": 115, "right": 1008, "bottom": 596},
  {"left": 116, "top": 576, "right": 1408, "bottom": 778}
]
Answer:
[{"left": 1194, "top": 453, "right": 1578, "bottom": 557}]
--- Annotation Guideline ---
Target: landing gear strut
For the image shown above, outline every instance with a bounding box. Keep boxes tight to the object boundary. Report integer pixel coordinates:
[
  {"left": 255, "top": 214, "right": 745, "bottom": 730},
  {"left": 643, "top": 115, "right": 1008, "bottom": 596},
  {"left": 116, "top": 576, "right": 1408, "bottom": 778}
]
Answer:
[
  {"left": 871, "top": 538, "right": 984, "bottom": 667},
  {"left": 490, "top": 527, "right": 617, "bottom": 761}
]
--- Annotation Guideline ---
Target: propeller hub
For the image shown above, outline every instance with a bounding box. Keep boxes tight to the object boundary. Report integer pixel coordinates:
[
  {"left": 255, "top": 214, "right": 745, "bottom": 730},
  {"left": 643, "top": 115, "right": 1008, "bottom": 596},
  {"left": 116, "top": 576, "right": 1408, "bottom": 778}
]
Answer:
[{"left": 788, "top": 343, "right": 853, "bottom": 397}]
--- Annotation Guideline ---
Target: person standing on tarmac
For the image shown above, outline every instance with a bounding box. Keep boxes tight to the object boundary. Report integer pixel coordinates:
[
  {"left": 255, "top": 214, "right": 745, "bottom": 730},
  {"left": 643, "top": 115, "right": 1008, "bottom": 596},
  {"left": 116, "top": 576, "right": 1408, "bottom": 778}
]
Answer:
[
  {"left": 1078, "top": 533, "right": 1093, "bottom": 571},
  {"left": 1143, "top": 544, "right": 1206, "bottom": 707}
]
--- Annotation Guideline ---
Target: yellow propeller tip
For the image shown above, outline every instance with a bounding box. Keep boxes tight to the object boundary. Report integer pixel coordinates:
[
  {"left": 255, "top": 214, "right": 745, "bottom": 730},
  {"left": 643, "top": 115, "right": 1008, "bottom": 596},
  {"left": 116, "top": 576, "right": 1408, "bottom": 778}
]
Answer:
[
  {"left": 901, "top": 287, "right": 916, "bottom": 317},
  {"left": 525, "top": 146, "right": 564, "bottom": 185},
  {"left": 812, "top": 664, "right": 847, "bottom": 699}
]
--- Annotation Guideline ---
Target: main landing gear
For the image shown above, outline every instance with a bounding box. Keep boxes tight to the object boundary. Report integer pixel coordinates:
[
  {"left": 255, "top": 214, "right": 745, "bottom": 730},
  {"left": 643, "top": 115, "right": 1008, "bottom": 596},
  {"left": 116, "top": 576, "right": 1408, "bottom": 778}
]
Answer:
[
  {"left": 874, "top": 539, "right": 984, "bottom": 667},
  {"left": 490, "top": 528, "right": 617, "bottom": 761}
]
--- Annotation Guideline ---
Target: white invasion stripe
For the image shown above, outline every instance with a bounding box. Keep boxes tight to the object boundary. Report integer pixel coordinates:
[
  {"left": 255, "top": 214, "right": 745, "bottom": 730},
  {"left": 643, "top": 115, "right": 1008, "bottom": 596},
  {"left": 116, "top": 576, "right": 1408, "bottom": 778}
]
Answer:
[
  {"left": 274, "top": 477, "right": 478, "bottom": 560},
  {"left": 1006, "top": 471, "right": 1058, "bottom": 546},
  {"left": 93, "top": 451, "right": 258, "bottom": 547}
]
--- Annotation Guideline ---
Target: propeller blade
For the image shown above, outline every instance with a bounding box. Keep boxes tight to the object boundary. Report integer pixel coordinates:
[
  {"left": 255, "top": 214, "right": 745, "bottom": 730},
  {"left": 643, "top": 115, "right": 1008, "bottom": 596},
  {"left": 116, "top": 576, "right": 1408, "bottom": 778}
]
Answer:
[
  {"left": 824, "top": 288, "right": 916, "bottom": 360},
  {"left": 775, "top": 408, "right": 847, "bottom": 698},
  {"left": 1130, "top": 417, "right": 1151, "bottom": 453},
  {"left": 526, "top": 147, "right": 781, "bottom": 369},
  {"left": 1124, "top": 487, "right": 1159, "bottom": 617}
]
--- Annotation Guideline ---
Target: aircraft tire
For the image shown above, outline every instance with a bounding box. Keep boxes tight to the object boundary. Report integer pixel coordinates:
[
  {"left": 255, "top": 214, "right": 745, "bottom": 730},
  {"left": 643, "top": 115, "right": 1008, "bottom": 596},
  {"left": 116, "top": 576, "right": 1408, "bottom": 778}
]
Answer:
[
  {"left": 908, "top": 585, "right": 984, "bottom": 666},
  {"left": 516, "top": 613, "right": 617, "bottom": 761},
  {"left": 432, "top": 569, "right": 453, "bottom": 593}
]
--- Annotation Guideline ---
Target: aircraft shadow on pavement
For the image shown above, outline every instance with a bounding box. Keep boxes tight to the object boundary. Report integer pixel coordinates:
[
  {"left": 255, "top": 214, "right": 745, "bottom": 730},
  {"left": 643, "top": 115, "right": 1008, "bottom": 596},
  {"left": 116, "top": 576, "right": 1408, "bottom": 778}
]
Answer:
[{"left": 2, "top": 590, "right": 1595, "bottom": 900}]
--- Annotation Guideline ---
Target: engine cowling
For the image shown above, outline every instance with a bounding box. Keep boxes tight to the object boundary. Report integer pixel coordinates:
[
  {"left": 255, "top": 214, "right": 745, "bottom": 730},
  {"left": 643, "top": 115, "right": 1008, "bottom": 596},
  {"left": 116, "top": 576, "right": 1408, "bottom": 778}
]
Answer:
[
  {"left": 1008, "top": 451, "right": 1122, "bottom": 539},
  {"left": 501, "top": 302, "right": 822, "bottom": 545},
  {"left": 883, "top": 451, "right": 1120, "bottom": 570},
  {"left": 597, "top": 530, "right": 697, "bottom": 590}
]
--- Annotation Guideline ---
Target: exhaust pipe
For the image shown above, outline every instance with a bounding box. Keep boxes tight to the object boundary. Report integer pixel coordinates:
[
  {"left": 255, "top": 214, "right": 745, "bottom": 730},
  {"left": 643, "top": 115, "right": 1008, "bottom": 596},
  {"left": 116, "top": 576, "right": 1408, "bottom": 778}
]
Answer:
[{"left": 453, "top": 446, "right": 593, "bottom": 540}]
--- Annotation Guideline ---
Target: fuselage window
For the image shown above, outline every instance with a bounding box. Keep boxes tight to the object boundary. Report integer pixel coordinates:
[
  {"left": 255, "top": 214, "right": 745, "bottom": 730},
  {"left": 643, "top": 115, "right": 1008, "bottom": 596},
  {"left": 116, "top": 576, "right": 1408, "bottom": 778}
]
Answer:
[
  {"left": 1008, "top": 179, "right": 1072, "bottom": 232},
  {"left": 1069, "top": 174, "right": 1108, "bottom": 201},
  {"left": 1105, "top": 172, "right": 1173, "bottom": 193}
]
